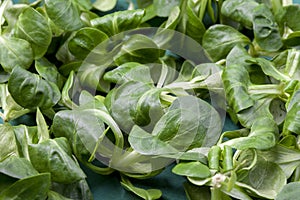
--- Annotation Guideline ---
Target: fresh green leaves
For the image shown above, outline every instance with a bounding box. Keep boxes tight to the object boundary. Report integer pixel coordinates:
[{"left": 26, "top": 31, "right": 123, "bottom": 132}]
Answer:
[
  {"left": 45, "top": 0, "right": 83, "bottom": 31},
  {"left": 15, "top": 7, "right": 52, "bottom": 59},
  {"left": 202, "top": 25, "right": 251, "bottom": 62},
  {"left": 8, "top": 67, "right": 61, "bottom": 109}
]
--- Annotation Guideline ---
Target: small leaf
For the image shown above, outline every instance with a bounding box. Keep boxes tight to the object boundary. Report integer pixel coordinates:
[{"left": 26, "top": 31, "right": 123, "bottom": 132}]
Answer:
[{"left": 172, "top": 162, "right": 211, "bottom": 178}]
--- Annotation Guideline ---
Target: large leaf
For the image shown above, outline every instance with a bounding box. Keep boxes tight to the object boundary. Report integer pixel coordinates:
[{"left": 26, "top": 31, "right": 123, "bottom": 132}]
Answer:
[
  {"left": 108, "top": 81, "right": 161, "bottom": 133},
  {"left": 28, "top": 138, "right": 86, "bottom": 184},
  {"left": 0, "top": 36, "right": 33, "bottom": 72},
  {"left": 68, "top": 27, "right": 108, "bottom": 60},
  {"left": 202, "top": 25, "right": 250, "bottom": 62},
  {"left": 221, "top": 0, "right": 258, "bottom": 29},
  {"left": 0, "top": 173, "right": 51, "bottom": 200},
  {"left": 283, "top": 5, "right": 300, "bottom": 31},
  {"left": 153, "top": 96, "right": 222, "bottom": 150},
  {"left": 15, "top": 7, "right": 52, "bottom": 59},
  {"left": 237, "top": 156, "right": 286, "bottom": 199},
  {"left": 252, "top": 4, "right": 283, "bottom": 51},
  {"left": 45, "top": 0, "right": 83, "bottom": 31},
  {"left": 91, "top": 9, "right": 145, "bottom": 36},
  {"left": 259, "top": 145, "right": 300, "bottom": 178},
  {"left": 8, "top": 67, "right": 61, "bottom": 109}
]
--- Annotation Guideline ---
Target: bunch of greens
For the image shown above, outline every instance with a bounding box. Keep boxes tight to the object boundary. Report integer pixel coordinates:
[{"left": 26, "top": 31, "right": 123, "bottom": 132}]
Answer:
[{"left": 1, "top": 0, "right": 300, "bottom": 199}]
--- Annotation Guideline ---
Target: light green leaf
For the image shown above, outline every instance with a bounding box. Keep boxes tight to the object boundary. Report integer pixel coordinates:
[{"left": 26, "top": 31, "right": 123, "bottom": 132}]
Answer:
[
  {"left": 93, "top": 0, "right": 117, "bottom": 11},
  {"left": 15, "top": 7, "right": 52, "bottom": 59},
  {"left": 172, "top": 161, "right": 211, "bottom": 178},
  {"left": 0, "top": 36, "right": 33, "bottom": 72}
]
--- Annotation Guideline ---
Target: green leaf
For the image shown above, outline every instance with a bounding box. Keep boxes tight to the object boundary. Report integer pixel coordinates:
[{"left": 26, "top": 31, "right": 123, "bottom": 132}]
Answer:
[
  {"left": 153, "top": 0, "right": 180, "bottom": 17},
  {"left": 237, "top": 156, "right": 286, "bottom": 199},
  {"left": 120, "top": 175, "right": 162, "bottom": 200},
  {"left": 177, "top": 0, "right": 206, "bottom": 44},
  {"left": 222, "top": 64, "right": 254, "bottom": 113},
  {"left": 114, "top": 34, "right": 161, "bottom": 65},
  {"left": 35, "top": 58, "right": 65, "bottom": 90},
  {"left": 0, "top": 36, "right": 33, "bottom": 72},
  {"left": 283, "top": 5, "right": 300, "bottom": 31},
  {"left": 51, "top": 179, "right": 93, "bottom": 200},
  {"left": 283, "top": 101, "right": 300, "bottom": 135},
  {"left": 252, "top": 4, "right": 283, "bottom": 51},
  {"left": 0, "top": 156, "right": 38, "bottom": 179},
  {"left": 93, "top": 0, "right": 117, "bottom": 11},
  {"left": 202, "top": 25, "right": 250, "bottom": 62},
  {"left": 91, "top": 9, "right": 145, "bottom": 36},
  {"left": 8, "top": 67, "right": 61, "bottom": 110},
  {"left": 68, "top": 27, "right": 108, "bottom": 60},
  {"left": 275, "top": 182, "right": 300, "bottom": 200},
  {"left": 104, "top": 62, "right": 153, "bottom": 84},
  {"left": 221, "top": 117, "right": 277, "bottom": 150},
  {"left": 153, "top": 96, "right": 222, "bottom": 149},
  {"left": 45, "top": 0, "right": 83, "bottom": 31},
  {"left": 15, "top": 7, "right": 52, "bottom": 59},
  {"left": 108, "top": 81, "right": 155, "bottom": 133},
  {"left": 0, "top": 124, "right": 18, "bottom": 161},
  {"left": 28, "top": 138, "right": 86, "bottom": 184},
  {"left": 172, "top": 162, "right": 211, "bottom": 178},
  {"left": 221, "top": 0, "right": 258, "bottom": 29},
  {"left": 0, "top": 173, "right": 51, "bottom": 200},
  {"left": 36, "top": 108, "right": 49, "bottom": 143},
  {"left": 259, "top": 145, "right": 300, "bottom": 178},
  {"left": 128, "top": 125, "right": 179, "bottom": 155}
]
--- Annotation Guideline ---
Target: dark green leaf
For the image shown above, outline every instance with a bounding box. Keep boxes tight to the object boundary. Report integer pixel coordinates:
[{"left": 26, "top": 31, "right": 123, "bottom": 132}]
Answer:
[
  {"left": 45, "top": 0, "right": 83, "bottom": 31},
  {"left": 283, "top": 5, "right": 300, "bottom": 31},
  {"left": 221, "top": 0, "right": 258, "bottom": 29},
  {"left": 8, "top": 67, "right": 61, "bottom": 109},
  {"left": 202, "top": 25, "right": 250, "bottom": 62},
  {"left": 28, "top": 138, "right": 86, "bottom": 184},
  {"left": 91, "top": 9, "right": 145, "bottom": 36},
  {"left": 68, "top": 27, "right": 108, "bottom": 60},
  {"left": 252, "top": 4, "right": 283, "bottom": 51},
  {"left": 47, "top": 191, "right": 72, "bottom": 200}
]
